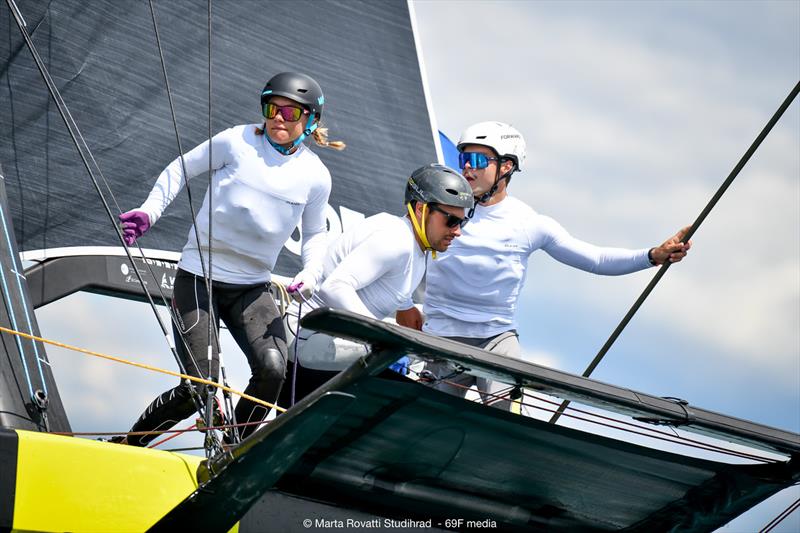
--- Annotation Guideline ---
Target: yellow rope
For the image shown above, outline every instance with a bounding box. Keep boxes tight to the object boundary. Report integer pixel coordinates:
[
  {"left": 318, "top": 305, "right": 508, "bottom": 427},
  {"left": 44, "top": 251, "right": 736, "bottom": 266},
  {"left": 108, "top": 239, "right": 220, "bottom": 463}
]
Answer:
[
  {"left": 272, "top": 280, "right": 290, "bottom": 316},
  {"left": 0, "top": 324, "right": 286, "bottom": 413}
]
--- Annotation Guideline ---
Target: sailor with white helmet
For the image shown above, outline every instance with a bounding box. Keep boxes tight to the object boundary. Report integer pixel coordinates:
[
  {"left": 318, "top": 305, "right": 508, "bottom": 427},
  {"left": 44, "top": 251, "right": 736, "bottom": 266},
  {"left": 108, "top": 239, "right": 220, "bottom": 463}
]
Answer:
[
  {"left": 397, "top": 122, "right": 691, "bottom": 409},
  {"left": 280, "top": 164, "right": 474, "bottom": 405}
]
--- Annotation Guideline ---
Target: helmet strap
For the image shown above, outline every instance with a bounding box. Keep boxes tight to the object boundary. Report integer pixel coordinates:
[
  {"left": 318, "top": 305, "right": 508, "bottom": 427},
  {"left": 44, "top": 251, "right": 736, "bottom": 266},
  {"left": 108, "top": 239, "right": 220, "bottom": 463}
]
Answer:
[
  {"left": 476, "top": 165, "right": 514, "bottom": 204},
  {"left": 406, "top": 202, "right": 436, "bottom": 259},
  {"left": 264, "top": 112, "right": 318, "bottom": 156},
  {"left": 291, "top": 112, "right": 318, "bottom": 148}
]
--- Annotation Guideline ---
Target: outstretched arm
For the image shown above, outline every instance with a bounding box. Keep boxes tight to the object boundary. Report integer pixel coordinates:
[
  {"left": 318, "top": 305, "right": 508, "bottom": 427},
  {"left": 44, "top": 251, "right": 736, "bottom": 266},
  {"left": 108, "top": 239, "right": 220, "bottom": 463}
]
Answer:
[{"left": 538, "top": 216, "right": 651, "bottom": 275}]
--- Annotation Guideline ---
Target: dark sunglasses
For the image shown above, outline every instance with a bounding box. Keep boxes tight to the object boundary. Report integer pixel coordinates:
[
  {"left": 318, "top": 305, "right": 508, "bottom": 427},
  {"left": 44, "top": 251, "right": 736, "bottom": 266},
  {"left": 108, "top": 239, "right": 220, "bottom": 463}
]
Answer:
[
  {"left": 263, "top": 102, "right": 309, "bottom": 122},
  {"left": 458, "top": 151, "right": 498, "bottom": 170},
  {"left": 428, "top": 204, "right": 469, "bottom": 229}
]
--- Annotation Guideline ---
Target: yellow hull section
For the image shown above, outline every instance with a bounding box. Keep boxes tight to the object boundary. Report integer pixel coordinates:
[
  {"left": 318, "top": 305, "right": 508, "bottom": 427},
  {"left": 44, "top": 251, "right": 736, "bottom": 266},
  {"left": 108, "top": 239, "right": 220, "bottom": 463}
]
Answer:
[{"left": 9, "top": 430, "right": 236, "bottom": 532}]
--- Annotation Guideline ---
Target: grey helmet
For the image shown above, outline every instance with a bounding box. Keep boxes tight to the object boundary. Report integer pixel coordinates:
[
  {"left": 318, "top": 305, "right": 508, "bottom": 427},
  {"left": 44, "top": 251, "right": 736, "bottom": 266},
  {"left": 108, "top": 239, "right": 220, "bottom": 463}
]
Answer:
[
  {"left": 261, "top": 72, "right": 324, "bottom": 118},
  {"left": 405, "top": 164, "right": 474, "bottom": 210}
]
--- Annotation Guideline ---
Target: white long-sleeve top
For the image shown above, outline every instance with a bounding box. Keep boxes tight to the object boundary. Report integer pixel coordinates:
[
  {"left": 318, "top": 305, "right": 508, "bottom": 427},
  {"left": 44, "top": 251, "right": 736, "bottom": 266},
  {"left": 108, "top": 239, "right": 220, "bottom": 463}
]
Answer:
[
  {"left": 138, "top": 124, "right": 331, "bottom": 284},
  {"left": 423, "top": 196, "right": 652, "bottom": 338},
  {"left": 304, "top": 213, "right": 426, "bottom": 320}
]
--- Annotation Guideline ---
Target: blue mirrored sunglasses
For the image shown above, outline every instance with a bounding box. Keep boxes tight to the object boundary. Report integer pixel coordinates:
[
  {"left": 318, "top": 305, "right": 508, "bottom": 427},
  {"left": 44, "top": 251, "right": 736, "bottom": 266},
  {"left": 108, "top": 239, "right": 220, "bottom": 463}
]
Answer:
[{"left": 458, "top": 152, "right": 498, "bottom": 170}]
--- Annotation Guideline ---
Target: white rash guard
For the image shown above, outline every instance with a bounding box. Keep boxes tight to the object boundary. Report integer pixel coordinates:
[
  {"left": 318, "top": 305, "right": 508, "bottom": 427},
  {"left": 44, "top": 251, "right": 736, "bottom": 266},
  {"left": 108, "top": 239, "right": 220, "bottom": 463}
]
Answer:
[
  {"left": 139, "top": 124, "right": 331, "bottom": 284},
  {"left": 424, "top": 195, "right": 652, "bottom": 338},
  {"left": 287, "top": 213, "right": 426, "bottom": 371},
  {"left": 310, "top": 213, "right": 426, "bottom": 319}
]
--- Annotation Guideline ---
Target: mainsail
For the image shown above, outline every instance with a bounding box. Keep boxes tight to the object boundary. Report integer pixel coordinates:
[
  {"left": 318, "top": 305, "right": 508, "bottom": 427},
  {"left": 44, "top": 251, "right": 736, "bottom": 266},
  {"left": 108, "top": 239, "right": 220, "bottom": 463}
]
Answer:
[{"left": 1, "top": 0, "right": 440, "bottom": 267}]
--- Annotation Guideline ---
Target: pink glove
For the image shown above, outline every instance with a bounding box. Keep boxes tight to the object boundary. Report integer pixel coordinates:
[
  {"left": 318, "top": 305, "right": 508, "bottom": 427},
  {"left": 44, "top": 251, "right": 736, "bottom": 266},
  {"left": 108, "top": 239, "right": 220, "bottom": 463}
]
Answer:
[
  {"left": 119, "top": 210, "right": 151, "bottom": 246},
  {"left": 287, "top": 271, "right": 315, "bottom": 303}
]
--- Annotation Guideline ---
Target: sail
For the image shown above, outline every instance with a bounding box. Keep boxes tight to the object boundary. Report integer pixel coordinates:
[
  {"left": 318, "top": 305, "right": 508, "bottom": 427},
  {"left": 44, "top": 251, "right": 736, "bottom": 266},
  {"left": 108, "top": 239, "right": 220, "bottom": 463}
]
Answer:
[
  {"left": 0, "top": 0, "right": 439, "bottom": 277},
  {"left": 439, "top": 130, "right": 459, "bottom": 171}
]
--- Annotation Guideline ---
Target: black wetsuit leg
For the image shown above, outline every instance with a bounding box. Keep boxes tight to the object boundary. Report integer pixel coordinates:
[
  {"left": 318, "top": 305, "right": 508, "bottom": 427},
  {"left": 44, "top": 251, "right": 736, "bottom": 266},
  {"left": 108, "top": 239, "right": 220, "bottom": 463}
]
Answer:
[
  {"left": 127, "top": 269, "right": 220, "bottom": 446},
  {"left": 216, "top": 281, "right": 287, "bottom": 440}
]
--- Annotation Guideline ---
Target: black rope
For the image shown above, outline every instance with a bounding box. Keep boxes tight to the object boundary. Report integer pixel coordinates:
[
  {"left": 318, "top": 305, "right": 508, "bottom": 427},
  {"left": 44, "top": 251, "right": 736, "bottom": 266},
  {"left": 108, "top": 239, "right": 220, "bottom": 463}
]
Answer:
[
  {"left": 201, "top": 0, "right": 216, "bottom": 448},
  {"left": 5, "top": 0, "right": 220, "bottom": 453},
  {"left": 146, "top": 0, "right": 221, "bottom": 353},
  {"left": 5, "top": 0, "right": 180, "bottom": 363},
  {"left": 290, "top": 300, "right": 302, "bottom": 406},
  {"left": 5, "top": 1, "right": 200, "bottom": 375},
  {"left": 147, "top": 0, "right": 228, "bottom": 455},
  {"left": 549, "top": 80, "right": 800, "bottom": 424},
  {"left": 202, "top": 0, "right": 239, "bottom": 445}
]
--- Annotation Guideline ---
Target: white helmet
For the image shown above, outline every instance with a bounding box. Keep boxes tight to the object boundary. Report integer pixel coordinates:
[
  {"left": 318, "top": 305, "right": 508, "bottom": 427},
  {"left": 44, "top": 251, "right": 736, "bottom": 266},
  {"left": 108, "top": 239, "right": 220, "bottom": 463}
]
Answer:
[{"left": 457, "top": 121, "right": 527, "bottom": 172}]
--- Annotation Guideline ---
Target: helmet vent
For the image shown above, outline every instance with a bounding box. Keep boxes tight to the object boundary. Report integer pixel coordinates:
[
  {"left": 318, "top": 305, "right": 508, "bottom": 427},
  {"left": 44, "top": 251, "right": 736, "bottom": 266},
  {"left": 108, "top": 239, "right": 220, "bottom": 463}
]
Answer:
[
  {"left": 445, "top": 188, "right": 458, "bottom": 195},
  {"left": 476, "top": 135, "right": 487, "bottom": 139},
  {"left": 297, "top": 88, "right": 308, "bottom": 93}
]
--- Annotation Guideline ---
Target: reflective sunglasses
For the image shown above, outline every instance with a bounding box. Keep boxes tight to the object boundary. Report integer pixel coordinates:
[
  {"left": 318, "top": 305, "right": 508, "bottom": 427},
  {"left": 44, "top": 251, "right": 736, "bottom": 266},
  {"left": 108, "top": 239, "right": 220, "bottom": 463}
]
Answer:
[
  {"left": 458, "top": 151, "right": 498, "bottom": 170},
  {"left": 263, "top": 102, "right": 309, "bottom": 122},
  {"left": 428, "top": 204, "right": 469, "bottom": 229}
]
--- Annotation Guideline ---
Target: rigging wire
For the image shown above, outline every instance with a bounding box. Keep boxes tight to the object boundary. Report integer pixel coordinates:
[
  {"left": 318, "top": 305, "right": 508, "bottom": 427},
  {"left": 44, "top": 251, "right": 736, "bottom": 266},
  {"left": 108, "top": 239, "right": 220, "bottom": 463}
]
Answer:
[
  {"left": 9, "top": 0, "right": 306, "bottom": 448},
  {"left": 0, "top": 200, "right": 48, "bottom": 402},
  {"left": 0, "top": 205, "right": 48, "bottom": 429},
  {"left": 6, "top": 0, "right": 206, "bottom": 400},
  {"left": 200, "top": 0, "right": 241, "bottom": 444},
  {"left": 7, "top": 1, "right": 183, "bottom": 342},
  {"left": 51, "top": 418, "right": 266, "bottom": 440},
  {"left": 4, "top": 0, "right": 221, "bottom": 451},
  {"left": 0, "top": 323, "right": 285, "bottom": 413},
  {"left": 204, "top": 0, "right": 218, "bottom": 441},
  {"left": 549, "top": 80, "right": 800, "bottom": 424},
  {"left": 410, "top": 365, "right": 781, "bottom": 463},
  {"left": 146, "top": 0, "right": 221, "bottom": 357},
  {"left": 760, "top": 496, "right": 800, "bottom": 533},
  {"left": 11, "top": 3, "right": 201, "bottom": 388},
  {"left": 146, "top": 0, "right": 229, "bottom": 453}
]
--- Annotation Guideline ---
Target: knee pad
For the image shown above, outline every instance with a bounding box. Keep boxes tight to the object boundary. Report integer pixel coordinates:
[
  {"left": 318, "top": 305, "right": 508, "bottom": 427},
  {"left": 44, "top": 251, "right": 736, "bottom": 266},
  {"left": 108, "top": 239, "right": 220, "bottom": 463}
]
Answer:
[{"left": 252, "top": 347, "right": 285, "bottom": 383}]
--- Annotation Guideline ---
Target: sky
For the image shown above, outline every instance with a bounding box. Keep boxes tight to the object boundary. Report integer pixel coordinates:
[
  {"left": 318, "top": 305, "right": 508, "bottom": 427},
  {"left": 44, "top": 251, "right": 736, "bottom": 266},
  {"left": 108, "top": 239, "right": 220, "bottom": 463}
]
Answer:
[{"left": 28, "top": 0, "right": 800, "bottom": 531}]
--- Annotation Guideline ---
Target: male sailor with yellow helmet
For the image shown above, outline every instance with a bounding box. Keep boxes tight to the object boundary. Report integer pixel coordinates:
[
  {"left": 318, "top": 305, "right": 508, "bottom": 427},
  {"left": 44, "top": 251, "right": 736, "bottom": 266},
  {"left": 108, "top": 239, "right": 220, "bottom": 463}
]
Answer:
[{"left": 280, "top": 164, "right": 473, "bottom": 405}]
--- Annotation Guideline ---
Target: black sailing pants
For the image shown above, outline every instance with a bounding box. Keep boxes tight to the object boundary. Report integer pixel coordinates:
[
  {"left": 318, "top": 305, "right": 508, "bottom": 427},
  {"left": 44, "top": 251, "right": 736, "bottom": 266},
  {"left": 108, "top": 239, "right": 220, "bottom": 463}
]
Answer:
[{"left": 127, "top": 268, "right": 287, "bottom": 446}]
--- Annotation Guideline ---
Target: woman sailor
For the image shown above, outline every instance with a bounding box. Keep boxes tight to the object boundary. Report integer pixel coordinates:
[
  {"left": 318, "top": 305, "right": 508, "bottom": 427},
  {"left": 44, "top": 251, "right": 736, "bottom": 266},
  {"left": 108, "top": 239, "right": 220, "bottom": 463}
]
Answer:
[{"left": 117, "top": 72, "right": 343, "bottom": 445}]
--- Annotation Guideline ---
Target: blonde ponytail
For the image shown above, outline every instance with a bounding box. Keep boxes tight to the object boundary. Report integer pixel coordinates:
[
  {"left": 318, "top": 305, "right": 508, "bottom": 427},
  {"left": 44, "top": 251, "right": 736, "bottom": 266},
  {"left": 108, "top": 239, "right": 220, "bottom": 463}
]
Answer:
[
  {"left": 311, "top": 124, "right": 346, "bottom": 151},
  {"left": 255, "top": 120, "right": 345, "bottom": 151}
]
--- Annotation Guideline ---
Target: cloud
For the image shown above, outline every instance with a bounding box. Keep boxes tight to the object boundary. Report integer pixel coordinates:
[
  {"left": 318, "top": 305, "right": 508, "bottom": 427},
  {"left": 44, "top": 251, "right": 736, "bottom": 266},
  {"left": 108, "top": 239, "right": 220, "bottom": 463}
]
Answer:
[
  {"left": 519, "top": 347, "right": 561, "bottom": 370},
  {"left": 415, "top": 0, "right": 799, "bottom": 388}
]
